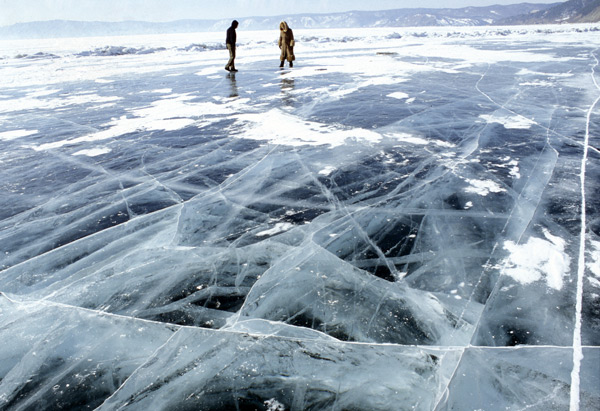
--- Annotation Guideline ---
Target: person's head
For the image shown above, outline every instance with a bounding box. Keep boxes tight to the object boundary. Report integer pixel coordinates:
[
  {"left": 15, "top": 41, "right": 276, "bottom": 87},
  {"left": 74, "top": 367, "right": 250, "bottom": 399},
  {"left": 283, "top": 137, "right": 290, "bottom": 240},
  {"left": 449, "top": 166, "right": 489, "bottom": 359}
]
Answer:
[
  {"left": 280, "top": 21, "right": 288, "bottom": 32},
  {"left": 232, "top": 20, "right": 239, "bottom": 28}
]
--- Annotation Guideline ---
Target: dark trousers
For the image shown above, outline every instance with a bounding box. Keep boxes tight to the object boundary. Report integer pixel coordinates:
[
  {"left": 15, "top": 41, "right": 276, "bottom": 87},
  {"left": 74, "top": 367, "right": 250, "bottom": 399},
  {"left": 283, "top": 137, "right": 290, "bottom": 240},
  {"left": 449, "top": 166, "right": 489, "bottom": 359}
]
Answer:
[{"left": 225, "top": 44, "right": 236, "bottom": 70}]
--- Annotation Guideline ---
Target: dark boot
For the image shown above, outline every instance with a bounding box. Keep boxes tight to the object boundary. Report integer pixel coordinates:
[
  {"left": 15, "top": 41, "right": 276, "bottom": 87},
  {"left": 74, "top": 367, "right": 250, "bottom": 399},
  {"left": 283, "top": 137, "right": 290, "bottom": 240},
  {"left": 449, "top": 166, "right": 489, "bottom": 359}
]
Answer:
[
  {"left": 289, "top": 62, "right": 293, "bottom": 68},
  {"left": 279, "top": 61, "right": 284, "bottom": 68}
]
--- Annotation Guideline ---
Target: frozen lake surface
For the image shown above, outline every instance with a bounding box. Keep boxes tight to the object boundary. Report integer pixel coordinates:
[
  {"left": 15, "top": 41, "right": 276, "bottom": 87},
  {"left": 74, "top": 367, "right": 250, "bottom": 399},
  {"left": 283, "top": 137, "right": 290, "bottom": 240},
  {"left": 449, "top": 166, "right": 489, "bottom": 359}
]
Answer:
[{"left": 1, "top": 25, "right": 599, "bottom": 410}]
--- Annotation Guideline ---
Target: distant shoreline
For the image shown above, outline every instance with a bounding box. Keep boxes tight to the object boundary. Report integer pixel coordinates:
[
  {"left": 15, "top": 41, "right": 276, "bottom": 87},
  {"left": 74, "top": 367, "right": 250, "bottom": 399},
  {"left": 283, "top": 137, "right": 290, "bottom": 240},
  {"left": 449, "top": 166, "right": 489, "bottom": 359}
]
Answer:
[{"left": 3, "top": 3, "right": 591, "bottom": 40}]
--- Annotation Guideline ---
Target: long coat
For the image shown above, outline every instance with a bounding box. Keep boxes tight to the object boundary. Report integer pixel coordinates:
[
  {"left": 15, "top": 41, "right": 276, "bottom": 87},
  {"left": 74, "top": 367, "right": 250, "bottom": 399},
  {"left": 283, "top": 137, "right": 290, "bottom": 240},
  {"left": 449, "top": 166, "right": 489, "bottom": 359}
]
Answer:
[{"left": 278, "top": 21, "right": 295, "bottom": 62}]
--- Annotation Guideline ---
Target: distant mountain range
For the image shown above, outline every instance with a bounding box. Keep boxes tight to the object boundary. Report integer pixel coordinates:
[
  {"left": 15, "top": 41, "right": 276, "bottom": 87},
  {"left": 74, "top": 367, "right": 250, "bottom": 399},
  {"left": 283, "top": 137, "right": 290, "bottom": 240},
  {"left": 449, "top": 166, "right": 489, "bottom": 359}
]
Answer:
[
  {"left": 0, "top": 1, "right": 597, "bottom": 40},
  {"left": 500, "top": 0, "right": 600, "bottom": 24}
]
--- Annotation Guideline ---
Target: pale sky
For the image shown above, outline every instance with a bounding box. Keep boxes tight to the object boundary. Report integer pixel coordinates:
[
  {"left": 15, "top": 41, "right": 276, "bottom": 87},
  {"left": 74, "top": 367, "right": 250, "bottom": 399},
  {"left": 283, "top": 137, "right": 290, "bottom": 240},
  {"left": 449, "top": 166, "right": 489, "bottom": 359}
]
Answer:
[{"left": 1, "top": 0, "right": 561, "bottom": 27}]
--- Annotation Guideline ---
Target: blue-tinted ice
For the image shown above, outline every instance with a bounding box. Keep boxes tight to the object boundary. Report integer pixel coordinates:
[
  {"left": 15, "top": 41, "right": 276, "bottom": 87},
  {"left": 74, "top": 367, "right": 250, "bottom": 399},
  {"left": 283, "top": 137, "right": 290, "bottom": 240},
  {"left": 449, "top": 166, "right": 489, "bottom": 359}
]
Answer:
[{"left": 0, "top": 25, "right": 599, "bottom": 410}]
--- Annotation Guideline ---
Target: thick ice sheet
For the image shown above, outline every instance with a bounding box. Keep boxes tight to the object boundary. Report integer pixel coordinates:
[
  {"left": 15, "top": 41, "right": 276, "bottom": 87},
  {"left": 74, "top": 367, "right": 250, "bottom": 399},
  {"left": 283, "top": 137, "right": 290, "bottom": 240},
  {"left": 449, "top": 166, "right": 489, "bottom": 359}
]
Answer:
[{"left": 1, "top": 25, "right": 599, "bottom": 410}]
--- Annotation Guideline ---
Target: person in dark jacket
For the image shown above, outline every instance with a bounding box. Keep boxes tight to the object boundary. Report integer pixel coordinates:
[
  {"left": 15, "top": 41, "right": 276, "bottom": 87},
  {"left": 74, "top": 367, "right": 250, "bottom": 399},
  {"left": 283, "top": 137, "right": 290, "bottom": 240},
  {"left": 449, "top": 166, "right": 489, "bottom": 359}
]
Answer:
[
  {"left": 278, "top": 21, "right": 294, "bottom": 68},
  {"left": 225, "top": 20, "right": 239, "bottom": 72}
]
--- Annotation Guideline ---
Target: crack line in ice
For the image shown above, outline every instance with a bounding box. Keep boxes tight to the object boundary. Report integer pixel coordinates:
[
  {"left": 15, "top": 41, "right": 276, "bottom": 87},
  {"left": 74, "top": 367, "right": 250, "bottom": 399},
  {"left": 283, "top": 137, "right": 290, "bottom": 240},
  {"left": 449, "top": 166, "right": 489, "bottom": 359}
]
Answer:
[
  {"left": 474, "top": 62, "right": 584, "bottom": 150},
  {"left": 449, "top": 66, "right": 514, "bottom": 324},
  {"left": 294, "top": 151, "right": 343, "bottom": 211},
  {"left": 214, "top": 145, "right": 282, "bottom": 195},
  {"left": 569, "top": 49, "right": 600, "bottom": 411},
  {"left": 372, "top": 157, "right": 445, "bottom": 205},
  {"left": 434, "top": 63, "right": 563, "bottom": 407},
  {"left": 296, "top": 150, "right": 404, "bottom": 279},
  {"left": 303, "top": 164, "right": 417, "bottom": 333},
  {"left": 459, "top": 140, "right": 558, "bottom": 325},
  {"left": 6, "top": 290, "right": 596, "bottom": 353},
  {"left": 315, "top": 163, "right": 403, "bottom": 280},
  {"left": 97, "top": 329, "right": 182, "bottom": 408},
  {"left": 139, "top": 150, "right": 185, "bottom": 205},
  {"left": 517, "top": 385, "right": 565, "bottom": 411},
  {"left": 54, "top": 149, "right": 140, "bottom": 221},
  {"left": 432, "top": 347, "right": 467, "bottom": 410},
  {"left": 1, "top": 149, "right": 129, "bottom": 229}
]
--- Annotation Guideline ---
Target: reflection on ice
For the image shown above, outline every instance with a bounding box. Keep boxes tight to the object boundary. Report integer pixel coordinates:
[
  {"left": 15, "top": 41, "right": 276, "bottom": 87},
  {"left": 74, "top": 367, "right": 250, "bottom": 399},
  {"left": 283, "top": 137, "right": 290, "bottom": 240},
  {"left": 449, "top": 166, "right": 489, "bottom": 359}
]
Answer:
[{"left": 1, "top": 24, "right": 599, "bottom": 409}]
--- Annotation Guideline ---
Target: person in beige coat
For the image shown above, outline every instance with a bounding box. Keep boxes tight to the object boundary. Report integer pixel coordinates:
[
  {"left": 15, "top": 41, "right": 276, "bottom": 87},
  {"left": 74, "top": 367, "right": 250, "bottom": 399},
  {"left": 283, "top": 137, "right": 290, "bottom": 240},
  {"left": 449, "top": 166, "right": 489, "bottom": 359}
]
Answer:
[{"left": 278, "top": 21, "right": 295, "bottom": 68}]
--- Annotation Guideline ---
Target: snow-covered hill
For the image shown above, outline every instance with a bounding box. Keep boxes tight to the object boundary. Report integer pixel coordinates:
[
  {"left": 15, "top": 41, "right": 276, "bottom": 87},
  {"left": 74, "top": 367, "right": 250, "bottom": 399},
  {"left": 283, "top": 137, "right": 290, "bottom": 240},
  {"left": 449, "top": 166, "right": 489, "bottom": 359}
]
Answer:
[{"left": 499, "top": 0, "right": 600, "bottom": 24}]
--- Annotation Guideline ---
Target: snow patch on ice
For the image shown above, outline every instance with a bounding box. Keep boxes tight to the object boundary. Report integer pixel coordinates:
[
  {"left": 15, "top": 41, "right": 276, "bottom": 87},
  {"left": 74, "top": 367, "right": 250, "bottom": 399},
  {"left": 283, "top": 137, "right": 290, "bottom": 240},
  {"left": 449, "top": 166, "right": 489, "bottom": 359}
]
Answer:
[
  {"left": 388, "top": 92, "right": 410, "bottom": 100},
  {"left": 464, "top": 179, "right": 506, "bottom": 196},
  {"left": 195, "top": 67, "right": 222, "bottom": 76},
  {"left": 265, "top": 398, "right": 286, "bottom": 411},
  {"left": 133, "top": 94, "right": 236, "bottom": 118},
  {"left": 589, "top": 240, "right": 600, "bottom": 279},
  {"left": 319, "top": 166, "right": 337, "bottom": 176},
  {"left": 402, "top": 43, "right": 568, "bottom": 67},
  {"left": 31, "top": 94, "right": 237, "bottom": 151},
  {"left": 256, "top": 223, "right": 295, "bottom": 237},
  {"left": 502, "top": 228, "right": 570, "bottom": 290},
  {"left": 519, "top": 80, "right": 553, "bottom": 87},
  {"left": 0, "top": 129, "right": 38, "bottom": 141},
  {"left": 480, "top": 114, "right": 536, "bottom": 129},
  {"left": 516, "top": 68, "right": 574, "bottom": 78},
  {"left": 508, "top": 160, "right": 521, "bottom": 179},
  {"left": 72, "top": 147, "right": 112, "bottom": 157},
  {"left": 232, "top": 109, "right": 382, "bottom": 148},
  {"left": 0, "top": 94, "right": 122, "bottom": 113},
  {"left": 497, "top": 157, "right": 521, "bottom": 179},
  {"left": 26, "top": 89, "right": 61, "bottom": 98},
  {"left": 146, "top": 88, "right": 173, "bottom": 94},
  {"left": 387, "top": 132, "right": 454, "bottom": 147}
]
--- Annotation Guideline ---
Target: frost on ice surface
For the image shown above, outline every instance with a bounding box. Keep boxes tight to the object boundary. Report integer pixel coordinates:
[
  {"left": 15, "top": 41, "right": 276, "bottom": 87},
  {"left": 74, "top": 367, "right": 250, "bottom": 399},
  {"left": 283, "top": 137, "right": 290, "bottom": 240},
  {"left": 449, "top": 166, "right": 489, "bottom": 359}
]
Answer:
[{"left": 1, "top": 25, "right": 600, "bottom": 410}]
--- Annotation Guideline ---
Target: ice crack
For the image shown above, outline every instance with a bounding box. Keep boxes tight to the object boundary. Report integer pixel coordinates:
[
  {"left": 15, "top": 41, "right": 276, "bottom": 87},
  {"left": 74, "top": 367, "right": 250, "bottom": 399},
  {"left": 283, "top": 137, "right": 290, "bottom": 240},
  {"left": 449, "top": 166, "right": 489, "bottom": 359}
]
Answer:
[{"left": 569, "top": 49, "right": 600, "bottom": 411}]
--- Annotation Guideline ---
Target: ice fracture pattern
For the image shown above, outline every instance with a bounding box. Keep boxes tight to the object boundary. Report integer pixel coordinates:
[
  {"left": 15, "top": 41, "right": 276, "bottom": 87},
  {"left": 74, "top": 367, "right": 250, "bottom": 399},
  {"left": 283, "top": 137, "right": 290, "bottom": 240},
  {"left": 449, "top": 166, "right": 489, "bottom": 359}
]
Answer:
[{"left": 1, "top": 25, "right": 599, "bottom": 410}]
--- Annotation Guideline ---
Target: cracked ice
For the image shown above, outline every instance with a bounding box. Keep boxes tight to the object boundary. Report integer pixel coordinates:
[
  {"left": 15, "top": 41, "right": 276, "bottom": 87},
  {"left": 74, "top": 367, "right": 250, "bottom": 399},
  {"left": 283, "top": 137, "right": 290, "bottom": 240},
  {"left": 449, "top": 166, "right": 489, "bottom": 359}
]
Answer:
[{"left": 0, "top": 25, "right": 599, "bottom": 410}]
